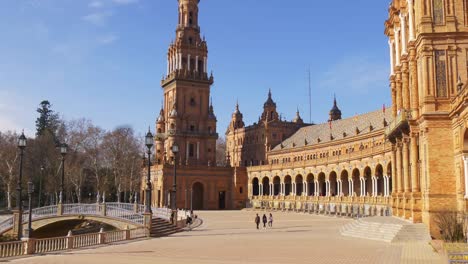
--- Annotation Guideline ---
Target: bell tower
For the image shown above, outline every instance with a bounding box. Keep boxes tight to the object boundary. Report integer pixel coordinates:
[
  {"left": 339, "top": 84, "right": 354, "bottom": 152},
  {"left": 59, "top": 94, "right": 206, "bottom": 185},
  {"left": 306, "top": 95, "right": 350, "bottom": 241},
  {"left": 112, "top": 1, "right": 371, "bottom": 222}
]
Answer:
[{"left": 158, "top": 0, "right": 217, "bottom": 166}]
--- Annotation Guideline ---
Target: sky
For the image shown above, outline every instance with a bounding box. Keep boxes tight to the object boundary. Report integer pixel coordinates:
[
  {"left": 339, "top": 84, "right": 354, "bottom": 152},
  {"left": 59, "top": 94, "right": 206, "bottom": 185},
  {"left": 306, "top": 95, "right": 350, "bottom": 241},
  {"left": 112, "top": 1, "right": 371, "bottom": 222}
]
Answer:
[{"left": 0, "top": 0, "right": 391, "bottom": 138}]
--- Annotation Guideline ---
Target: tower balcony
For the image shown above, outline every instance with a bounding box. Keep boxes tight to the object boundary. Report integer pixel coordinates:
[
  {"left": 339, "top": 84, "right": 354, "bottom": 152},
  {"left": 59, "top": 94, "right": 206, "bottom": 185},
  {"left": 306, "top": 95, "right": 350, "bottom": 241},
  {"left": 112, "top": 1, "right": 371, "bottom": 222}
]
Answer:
[
  {"left": 161, "top": 69, "right": 214, "bottom": 87},
  {"left": 385, "top": 109, "right": 411, "bottom": 142}
]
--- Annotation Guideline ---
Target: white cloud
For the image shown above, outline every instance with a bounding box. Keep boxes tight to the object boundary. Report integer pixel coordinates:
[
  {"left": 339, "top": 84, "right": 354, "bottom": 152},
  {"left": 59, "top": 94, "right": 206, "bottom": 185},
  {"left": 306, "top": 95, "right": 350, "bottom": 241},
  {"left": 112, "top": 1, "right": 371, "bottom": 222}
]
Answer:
[
  {"left": 98, "top": 34, "right": 119, "bottom": 45},
  {"left": 89, "top": 1, "right": 103, "bottom": 8},
  {"left": 318, "top": 56, "right": 388, "bottom": 93},
  {"left": 112, "top": 0, "right": 139, "bottom": 5},
  {"left": 82, "top": 11, "right": 113, "bottom": 26}
]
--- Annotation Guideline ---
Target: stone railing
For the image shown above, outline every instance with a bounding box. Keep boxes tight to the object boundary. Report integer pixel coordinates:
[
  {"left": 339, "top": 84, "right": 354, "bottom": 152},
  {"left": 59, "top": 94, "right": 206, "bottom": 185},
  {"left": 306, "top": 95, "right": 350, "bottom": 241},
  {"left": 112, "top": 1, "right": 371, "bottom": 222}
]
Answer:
[
  {"left": 249, "top": 196, "right": 392, "bottom": 218},
  {"left": 153, "top": 207, "right": 171, "bottom": 221},
  {"left": 0, "top": 227, "right": 146, "bottom": 259},
  {"left": 0, "top": 240, "right": 25, "bottom": 258}
]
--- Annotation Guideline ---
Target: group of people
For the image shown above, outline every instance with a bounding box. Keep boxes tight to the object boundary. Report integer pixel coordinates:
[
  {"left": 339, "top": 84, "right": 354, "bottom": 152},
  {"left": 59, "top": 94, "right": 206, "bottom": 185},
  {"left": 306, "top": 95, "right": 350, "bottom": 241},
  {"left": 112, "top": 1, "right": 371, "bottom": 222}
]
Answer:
[{"left": 254, "top": 213, "right": 273, "bottom": 229}]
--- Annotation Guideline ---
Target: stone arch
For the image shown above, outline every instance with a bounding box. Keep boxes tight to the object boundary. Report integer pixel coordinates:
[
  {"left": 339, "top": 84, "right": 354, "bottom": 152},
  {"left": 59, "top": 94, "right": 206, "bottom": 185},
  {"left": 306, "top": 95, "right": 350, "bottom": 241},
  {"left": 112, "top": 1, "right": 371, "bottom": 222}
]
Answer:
[
  {"left": 284, "top": 175, "right": 292, "bottom": 196},
  {"left": 363, "top": 166, "right": 372, "bottom": 196},
  {"left": 340, "top": 170, "right": 349, "bottom": 196},
  {"left": 251, "top": 178, "right": 259, "bottom": 196},
  {"left": 318, "top": 172, "right": 326, "bottom": 196},
  {"left": 262, "top": 177, "right": 270, "bottom": 196},
  {"left": 192, "top": 182, "right": 204, "bottom": 210},
  {"left": 387, "top": 162, "right": 393, "bottom": 194},
  {"left": 352, "top": 168, "right": 360, "bottom": 196},
  {"left": 306, "top": 173, "right": 315, "bottom": 196},
  {"left": 295, "top": 175, "right": 303, "bottom": 195},
  {"left": 273, "top": 176, "right": 280, "bottom": 196},
  {"left": 329, "top": 171, "right": 337, "bottom": 196},
  {"left": 375, "top": 164, "right": 384, "bottom": 196}
]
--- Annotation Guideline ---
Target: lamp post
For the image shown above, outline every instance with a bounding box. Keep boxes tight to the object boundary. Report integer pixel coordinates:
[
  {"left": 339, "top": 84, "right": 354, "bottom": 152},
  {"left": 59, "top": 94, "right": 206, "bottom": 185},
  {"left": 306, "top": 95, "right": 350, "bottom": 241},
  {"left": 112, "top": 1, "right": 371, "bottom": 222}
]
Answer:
[
  {"left": 24, "top": 181, "right": 34, "bottom": 238},
  {"left": 145, "top": 129, "right": 154, "bottom": 214},
  {"left": 16, "top": 132, "right": 26, "bottom": 240},
  {"left": 171, "top": 143, "right": 179, "bottom": 224},
  {"left": 38, "top": 165, "right": 44, "bottom": 207},
  {"left": 59, "top": 143, "right": 68, "bottom": 204}
]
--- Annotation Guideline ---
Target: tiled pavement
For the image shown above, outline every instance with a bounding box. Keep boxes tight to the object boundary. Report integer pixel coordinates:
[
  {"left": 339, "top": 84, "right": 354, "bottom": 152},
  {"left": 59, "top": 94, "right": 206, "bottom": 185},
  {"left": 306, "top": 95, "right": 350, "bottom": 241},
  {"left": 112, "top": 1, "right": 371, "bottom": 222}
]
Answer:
[{"left": 11, "top": 211, "right": 443, "bottom": 264}]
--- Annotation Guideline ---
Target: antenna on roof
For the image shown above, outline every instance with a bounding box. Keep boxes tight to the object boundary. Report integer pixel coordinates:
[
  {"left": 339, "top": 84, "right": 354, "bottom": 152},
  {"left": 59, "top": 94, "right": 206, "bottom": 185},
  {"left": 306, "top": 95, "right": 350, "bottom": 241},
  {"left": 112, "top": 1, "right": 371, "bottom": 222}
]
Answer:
[{"left": 308, "top": 67, "right": 312, "bottom": 124}]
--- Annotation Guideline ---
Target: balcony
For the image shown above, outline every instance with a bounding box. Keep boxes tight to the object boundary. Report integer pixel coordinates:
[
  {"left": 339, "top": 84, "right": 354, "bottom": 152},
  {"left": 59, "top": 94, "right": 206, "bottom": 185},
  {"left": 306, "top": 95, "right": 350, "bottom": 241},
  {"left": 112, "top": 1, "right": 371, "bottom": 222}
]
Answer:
[{"left": 385, "top": 110, "right": 410, "bottom": 141}]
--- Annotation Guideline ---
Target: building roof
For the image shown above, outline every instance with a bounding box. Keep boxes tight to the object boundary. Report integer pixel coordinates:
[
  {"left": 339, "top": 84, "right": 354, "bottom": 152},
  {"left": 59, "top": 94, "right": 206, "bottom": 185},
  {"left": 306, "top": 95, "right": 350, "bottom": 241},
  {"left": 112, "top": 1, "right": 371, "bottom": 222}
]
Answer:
[{"left": 272, "top": 108, "right": 393, "bottom": 151}]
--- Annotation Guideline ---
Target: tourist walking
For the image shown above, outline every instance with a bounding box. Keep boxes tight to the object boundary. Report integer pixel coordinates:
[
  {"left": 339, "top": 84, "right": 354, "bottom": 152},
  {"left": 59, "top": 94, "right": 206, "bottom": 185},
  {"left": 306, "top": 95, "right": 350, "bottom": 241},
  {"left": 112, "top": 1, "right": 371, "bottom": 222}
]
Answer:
[
  {"left": 262, "top": 214, "right": 267, "bottom": 229},
  {"left": 255, "top": 214, "right": 260, "bottom": 229},
  {"left": 268, "top": 213, "right": 273, "bottom": 227}
]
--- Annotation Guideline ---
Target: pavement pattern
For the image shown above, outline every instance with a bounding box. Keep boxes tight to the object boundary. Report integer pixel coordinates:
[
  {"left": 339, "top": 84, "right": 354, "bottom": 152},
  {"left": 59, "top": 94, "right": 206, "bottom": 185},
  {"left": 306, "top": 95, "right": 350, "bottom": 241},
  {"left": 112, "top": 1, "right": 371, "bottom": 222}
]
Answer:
[{"left": 11, "top": 211, "right": 443, "bottom": 264}]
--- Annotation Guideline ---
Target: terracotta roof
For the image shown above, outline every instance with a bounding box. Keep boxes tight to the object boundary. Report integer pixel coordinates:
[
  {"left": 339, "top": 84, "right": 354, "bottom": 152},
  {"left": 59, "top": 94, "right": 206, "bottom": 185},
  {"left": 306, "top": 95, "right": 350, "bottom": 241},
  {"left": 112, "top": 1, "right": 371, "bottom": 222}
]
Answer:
[{"left": 272, "top": 108, "right": 393, "bottom": 151}]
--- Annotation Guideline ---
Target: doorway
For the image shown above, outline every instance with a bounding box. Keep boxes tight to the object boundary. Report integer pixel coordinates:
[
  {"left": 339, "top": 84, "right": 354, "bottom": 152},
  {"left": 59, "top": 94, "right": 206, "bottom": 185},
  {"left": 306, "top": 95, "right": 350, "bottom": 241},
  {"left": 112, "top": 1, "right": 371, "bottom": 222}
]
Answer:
[{"left": 218, "top": 191, "right": 226, "bottom": 210}]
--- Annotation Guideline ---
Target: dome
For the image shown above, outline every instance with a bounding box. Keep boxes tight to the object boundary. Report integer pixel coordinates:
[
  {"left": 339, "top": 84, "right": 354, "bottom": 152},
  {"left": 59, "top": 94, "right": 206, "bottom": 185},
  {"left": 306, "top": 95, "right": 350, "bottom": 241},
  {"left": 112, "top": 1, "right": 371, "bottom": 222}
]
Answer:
[{"left": 263, "top": 89, "right": 277, "bottom": 108}]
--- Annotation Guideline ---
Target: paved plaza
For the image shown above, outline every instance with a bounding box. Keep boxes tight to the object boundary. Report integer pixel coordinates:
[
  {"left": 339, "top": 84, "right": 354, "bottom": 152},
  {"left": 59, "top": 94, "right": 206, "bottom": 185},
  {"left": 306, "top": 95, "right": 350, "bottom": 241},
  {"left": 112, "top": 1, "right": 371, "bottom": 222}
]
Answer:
[{"left": 11, "top": 211, "right": 443, "bottom": 264}]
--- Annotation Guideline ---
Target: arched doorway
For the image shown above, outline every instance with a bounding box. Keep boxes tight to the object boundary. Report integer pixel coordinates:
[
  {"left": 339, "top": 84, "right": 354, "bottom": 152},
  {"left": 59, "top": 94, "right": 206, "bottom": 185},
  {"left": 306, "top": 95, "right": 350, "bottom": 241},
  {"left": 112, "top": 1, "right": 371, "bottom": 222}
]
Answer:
[
  {"left": 284, "top": 176, "right": 292, "bottom": 196},
  {"left": 352, "top": 169, "right": 360, "bottom": 196},
  {"left": 252, "top": 178, "right": 259, "bottom": 196},
  {"left": 262, "top": 177, "right": 270, "bottom": 196},
  {"left": 329, "top": 171, "right": 337, "bottom": 196},
  {"left": 192, "top": 182, "right": 204, "bottom": 210},
  {"left": 340, "top": 170, "right": 349, "bottom": 196},
  {"left": 273, "top": 176, "right": 280, "bottom": 196},
  {"left": 306, "top": 174, "right": 315, "bottom": 196},
  {"left": 375, "top": 164, "right": 384, "bottom": 196},
  {"left": 364, "top": 167, "right": 372, "bottom": 196},
  {"left": 318, "top": 173, "right": 326, "bottom": 196},
  {"left": 295, "top": 175, "right": 303, "bottom": 195}
]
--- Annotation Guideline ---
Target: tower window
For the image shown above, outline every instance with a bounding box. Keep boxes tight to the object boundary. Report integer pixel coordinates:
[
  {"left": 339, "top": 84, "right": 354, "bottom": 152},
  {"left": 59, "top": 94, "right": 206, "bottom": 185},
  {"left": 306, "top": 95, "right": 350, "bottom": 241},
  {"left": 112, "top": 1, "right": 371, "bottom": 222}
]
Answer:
[
  {"left": 189, "top": 37, "right": 193, "bottom": 44},
  {"left": 189, "top": 144, "right": 195, "bottom": 157},
  {"left": 190, "top": 97, "right": 196, "bottom": 106},
  {"left": 190, "top": 125, "right": 195, "bottom": 131}
]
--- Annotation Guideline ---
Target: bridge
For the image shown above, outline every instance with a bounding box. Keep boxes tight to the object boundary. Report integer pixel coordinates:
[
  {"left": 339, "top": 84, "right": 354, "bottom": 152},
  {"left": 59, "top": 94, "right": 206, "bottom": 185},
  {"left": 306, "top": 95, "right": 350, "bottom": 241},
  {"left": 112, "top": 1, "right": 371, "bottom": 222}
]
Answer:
[
  {"left": 0, "top": 203, "right": 190, "bottom": 259},
  {"left": 0, "top": 203, "right": 182, "bottom": 237}
]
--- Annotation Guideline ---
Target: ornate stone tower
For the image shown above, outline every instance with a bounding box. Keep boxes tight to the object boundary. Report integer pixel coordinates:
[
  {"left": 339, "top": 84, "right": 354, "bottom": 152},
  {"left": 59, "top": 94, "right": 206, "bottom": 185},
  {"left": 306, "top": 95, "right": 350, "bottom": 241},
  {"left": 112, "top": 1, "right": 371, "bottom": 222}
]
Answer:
[
  {"left": 385, "top": 0, "right": 468, "bottom": 236},
  {"left": 328, "top": 96, "right": 342, "bottom": 122},
  {"left": 158, "top": 0, "right": 217, "bottom": 166}
]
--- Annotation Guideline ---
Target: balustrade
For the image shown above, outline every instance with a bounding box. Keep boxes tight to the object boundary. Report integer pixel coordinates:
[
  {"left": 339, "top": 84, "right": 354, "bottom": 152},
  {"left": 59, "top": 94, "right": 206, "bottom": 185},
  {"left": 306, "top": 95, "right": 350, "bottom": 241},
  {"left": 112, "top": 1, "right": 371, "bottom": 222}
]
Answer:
[{"left": 0, "top": 241, "right": 25, "bottom": 258}]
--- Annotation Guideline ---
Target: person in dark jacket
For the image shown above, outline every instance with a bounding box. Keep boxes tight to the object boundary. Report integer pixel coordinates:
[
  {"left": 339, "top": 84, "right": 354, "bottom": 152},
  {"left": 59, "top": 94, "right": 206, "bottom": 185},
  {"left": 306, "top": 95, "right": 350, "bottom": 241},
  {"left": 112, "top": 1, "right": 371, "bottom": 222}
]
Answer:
[
  {"left": 262, "top": 214, "right": 268, "bottom": 229},
  {"left": 255, "top": 214, "right": 260, "bottom": 229}
]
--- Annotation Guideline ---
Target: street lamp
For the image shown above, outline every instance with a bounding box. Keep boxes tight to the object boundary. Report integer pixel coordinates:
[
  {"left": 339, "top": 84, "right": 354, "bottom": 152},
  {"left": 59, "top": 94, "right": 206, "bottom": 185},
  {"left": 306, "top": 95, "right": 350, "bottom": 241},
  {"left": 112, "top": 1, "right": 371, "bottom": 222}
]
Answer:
[
  {"left": 171, "top": 143, "right": 179, "bottom": 224},
  {"left": 59, "top": 143, "right": 68, "bottom": 204},
  {"left": 16, "top": 132, "right": 26, "bottom": 240},
  {"left": 24, "top": 181, "right": 34, "bottom": 238},
  {"left": 38, "top": 165, "right": 44, "bottom": 207},
  {"left": 145, "top": 129, "right": 154, "bottom": 214}
]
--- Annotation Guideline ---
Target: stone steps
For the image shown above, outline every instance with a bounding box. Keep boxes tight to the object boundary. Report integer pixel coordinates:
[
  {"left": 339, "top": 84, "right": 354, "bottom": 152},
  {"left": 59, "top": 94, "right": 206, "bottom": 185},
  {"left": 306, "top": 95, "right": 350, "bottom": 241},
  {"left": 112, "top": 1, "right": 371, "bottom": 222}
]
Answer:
[
  {"left": 340, "top": 217, "right": 431, "bottom": 243},
  {"left": 150, "top": 218, "right": 182, "bottom": 238}
]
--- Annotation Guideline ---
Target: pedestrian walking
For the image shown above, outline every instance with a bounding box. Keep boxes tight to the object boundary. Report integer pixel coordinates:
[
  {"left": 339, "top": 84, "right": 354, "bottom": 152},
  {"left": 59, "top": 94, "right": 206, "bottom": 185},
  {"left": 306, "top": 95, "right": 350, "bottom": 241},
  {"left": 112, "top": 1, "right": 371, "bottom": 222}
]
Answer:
[
  {"left": 268, "top": 213, "right": 273, "bottom": 227},
  {"left": 262, "top": 214, "right": 267, "bottom": 229},
  {"left": 255, "top": 214, "right": 260, "bottom": 229}
]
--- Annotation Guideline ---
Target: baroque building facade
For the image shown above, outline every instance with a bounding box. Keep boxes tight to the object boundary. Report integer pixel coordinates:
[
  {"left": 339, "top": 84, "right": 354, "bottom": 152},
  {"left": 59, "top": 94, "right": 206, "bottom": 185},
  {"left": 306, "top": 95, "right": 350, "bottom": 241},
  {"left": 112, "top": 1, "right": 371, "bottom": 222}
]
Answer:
[
  {"left": 144, "top": 0, "right": 247, "bottom": 211},
  {"left": 245, "top": 0, "right": 468, "bottom": 238},
  {"left": 144, "top": 0, "right": 468, "bottom": 238}
]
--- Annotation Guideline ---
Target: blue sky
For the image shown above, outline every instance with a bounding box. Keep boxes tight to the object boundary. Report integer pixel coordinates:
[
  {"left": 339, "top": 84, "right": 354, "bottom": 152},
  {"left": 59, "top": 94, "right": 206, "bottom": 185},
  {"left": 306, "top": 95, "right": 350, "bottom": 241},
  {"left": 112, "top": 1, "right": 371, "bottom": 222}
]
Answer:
[{"left": 0, "top": 0, "right": 391, "bottom": 137}]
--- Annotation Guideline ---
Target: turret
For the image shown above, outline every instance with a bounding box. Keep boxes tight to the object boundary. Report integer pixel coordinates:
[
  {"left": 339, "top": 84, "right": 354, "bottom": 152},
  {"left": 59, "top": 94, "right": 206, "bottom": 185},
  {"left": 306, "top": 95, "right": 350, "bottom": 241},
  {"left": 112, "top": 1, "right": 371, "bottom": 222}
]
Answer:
[
  {"left": 328, "top": 95, "right": 342, "bottom": 121},
  {"left": 261, "top": 89, "right": 279, "bottom": 122},
  {"left": 230, "top": 101, "right": 245, "bottom": 130},
  {"left": 293, "top": 109, "right": 304, "bottom": 124}
]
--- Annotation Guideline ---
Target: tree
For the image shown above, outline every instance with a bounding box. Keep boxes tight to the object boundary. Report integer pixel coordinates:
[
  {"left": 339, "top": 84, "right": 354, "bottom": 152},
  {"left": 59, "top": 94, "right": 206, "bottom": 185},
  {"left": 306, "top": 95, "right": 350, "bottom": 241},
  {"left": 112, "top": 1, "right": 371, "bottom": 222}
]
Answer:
[
  {"left": 0, "top": 131, "right": 19, "bottom": 210},
  {"left": 216, "top": 137, "right": 227, "bottom": 167},
  {"left": 35, "top": 100, "right": 60, "bottom": 137}
]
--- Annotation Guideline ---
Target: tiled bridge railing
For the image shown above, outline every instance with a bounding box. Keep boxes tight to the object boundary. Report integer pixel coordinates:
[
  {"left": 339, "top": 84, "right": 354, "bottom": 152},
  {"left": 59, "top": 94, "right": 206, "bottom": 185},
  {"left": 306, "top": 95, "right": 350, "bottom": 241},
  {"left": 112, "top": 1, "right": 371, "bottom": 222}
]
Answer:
[{"left": 249, "top": 196, "right": 392, "bottom": 217}]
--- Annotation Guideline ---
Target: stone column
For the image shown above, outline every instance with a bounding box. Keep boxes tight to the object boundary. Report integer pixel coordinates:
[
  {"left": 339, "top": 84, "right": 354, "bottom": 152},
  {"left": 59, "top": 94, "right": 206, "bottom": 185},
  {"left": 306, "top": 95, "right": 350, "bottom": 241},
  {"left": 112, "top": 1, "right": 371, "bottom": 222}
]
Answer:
[
  {"left": 349, "top": 179, "right": 353, "bottom": 196},
  {"left": 390, "top": 76, "right": 397, "bottom": 117},
  {"left": 371, "top": 177, "right": 375, "bottom": 197},
  {"left": 259, "top": 184, "right": 263, "bottom": 196},
  {"left": 403, "top": 138, "right": 410, "bottom": 193},
  {"left": 394, "top": 27, "right": 401, "bottom": 66},
  {"left": 409, "top": 47, "right": 419, "bottom": 117},
  {"left": 389, "top": 40, "right": 395, "bottom": 75},
  {"left": 400, "top": 13, "right": 407, "bottom": 55},
  {"left": 410, "top": 136, "right": 420, "bottom": 192},
  {"left": 402, "top": 62, "right": 410, "bottom": 110},
  {"left": 167, "top": 57, "right": 170, "bottom": 76},
  {"left": 408, "top": 0, "right": 415, "bottom": 41},
  {"left": 179, "top": 53, "right": 183, "bottom": 69},
  {"left": 383, "top": 176, "right": 387, "bottom": 197},
  {"left": 396, "top": 73, "right": 403, "bottom": 112},
  {"left": 204, "top": 57, "right": 207, "bottom": 73},
  {"left": 463, "top": 156, "right": 468, "bottom": 199},
  {"left": 315, "top": 181, "right": 319, "bottom": 196},
  {"left": 396, "top": 141, "right": 403, "bottom": 193},
  {"left": 188, "top": 54, "right": 191, "bottom": 70},
  {"left": 360, "top": 178, "right": 365, "bottom": 197}
]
